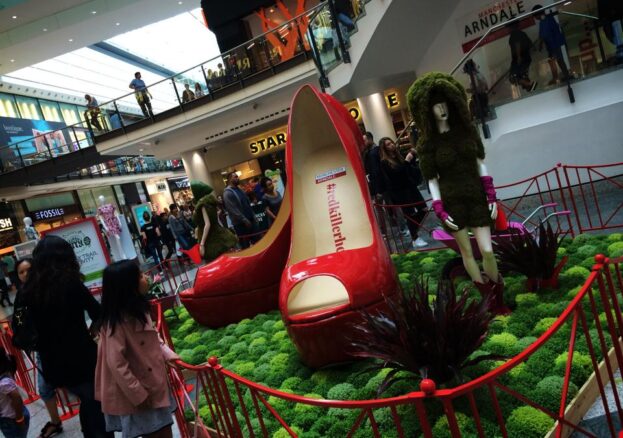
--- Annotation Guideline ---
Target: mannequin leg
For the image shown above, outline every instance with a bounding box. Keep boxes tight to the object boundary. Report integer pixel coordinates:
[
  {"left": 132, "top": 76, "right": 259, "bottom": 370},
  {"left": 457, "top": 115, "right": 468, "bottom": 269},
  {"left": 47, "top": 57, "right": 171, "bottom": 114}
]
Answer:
[
  {"left": 112, "top": 235, "right": 127, "bottom": 260},
  {"left": 451, "top": 229, "right": 483, "bottom": 283},
  {"left": 473, "top": 227, "right": 498, "bottom": 280}
]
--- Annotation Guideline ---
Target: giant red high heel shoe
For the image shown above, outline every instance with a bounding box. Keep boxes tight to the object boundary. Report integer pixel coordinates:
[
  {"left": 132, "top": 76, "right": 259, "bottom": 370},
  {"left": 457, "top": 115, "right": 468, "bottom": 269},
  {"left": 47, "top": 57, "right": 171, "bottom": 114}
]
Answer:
[
  {"left": 180, "top": 194, "right": 290, "bottom": 327},
  {"left": 280, "top": 85, "right": 398, "bottom": 368}
]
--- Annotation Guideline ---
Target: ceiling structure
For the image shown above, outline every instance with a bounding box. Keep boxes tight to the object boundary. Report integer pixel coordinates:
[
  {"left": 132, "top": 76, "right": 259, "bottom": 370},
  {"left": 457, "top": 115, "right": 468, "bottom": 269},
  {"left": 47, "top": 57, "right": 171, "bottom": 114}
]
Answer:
[{"left": 0, "top": 0, "right": 213, "bottom": 75}]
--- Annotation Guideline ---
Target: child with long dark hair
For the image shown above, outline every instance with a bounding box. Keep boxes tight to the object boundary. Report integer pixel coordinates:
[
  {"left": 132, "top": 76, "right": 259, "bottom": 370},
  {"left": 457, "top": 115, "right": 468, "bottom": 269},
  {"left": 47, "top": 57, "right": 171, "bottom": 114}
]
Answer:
[
  {"left": 95, "top": 260, "right": 178, "bottom": 438},
  {"left": 0, "top": 349, "right": 28, "bottom": 438}
]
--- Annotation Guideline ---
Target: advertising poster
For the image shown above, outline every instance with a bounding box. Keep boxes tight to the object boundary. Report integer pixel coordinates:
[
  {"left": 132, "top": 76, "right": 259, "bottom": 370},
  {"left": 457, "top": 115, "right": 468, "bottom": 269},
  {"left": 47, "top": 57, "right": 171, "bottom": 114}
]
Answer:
[
  {"left": 13, "top": 241, "right": 37, "bottom": 260},
  {"left": 132, "top": 203, "right": 153, "bottom": 229},
  {"left": 42, "top": 217, "right": 111, "bottom": 288},
  {"left": 0, "top": 117, "right": 72, "bottom": 167}
]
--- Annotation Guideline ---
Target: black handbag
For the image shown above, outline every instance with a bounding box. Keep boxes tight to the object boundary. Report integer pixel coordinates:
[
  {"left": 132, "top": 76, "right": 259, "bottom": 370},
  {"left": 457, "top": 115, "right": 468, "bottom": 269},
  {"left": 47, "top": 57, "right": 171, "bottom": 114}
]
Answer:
[{"left": 11, "top": 301, "right": 38, "bottom": 352}]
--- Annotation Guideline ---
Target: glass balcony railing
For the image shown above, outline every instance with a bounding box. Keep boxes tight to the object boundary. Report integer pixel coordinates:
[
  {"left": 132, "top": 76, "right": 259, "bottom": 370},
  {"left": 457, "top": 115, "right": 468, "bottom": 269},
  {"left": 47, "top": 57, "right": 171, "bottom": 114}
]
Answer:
[
  {"left": 451, "top": 0, "right": 622, "bottom": 135},
  {"left": 41, "top": 156, "right": 184, "bottom": 184}
]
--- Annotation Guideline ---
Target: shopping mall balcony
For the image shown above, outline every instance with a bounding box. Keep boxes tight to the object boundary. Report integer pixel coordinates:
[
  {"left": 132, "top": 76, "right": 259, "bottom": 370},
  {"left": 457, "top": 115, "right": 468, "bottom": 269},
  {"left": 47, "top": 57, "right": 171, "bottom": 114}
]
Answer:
[{"left": 1, "top": 0, "right": 621, "bottom": 189}]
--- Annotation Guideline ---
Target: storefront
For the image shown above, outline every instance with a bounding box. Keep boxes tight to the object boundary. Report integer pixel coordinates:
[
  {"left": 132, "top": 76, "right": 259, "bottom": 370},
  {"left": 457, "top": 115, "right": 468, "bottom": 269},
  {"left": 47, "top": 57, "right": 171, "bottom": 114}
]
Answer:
[
  {"left": 77, "top": 186, "right": 120, "bottom": 218},
  {"left": 23, "top": 192, "right": 84, "bottom": 234},
  {"left": 0, "top": 202, "right": 22, "bottom": 256},
  {"left": 206, "top": 125, "right": 288, "bottom": 195},
  {"left": 145, "top": 177, "right": 175, "bottom": 213},
  {"left": 167, "top": 176, "right": 194, "bottom": 207}
]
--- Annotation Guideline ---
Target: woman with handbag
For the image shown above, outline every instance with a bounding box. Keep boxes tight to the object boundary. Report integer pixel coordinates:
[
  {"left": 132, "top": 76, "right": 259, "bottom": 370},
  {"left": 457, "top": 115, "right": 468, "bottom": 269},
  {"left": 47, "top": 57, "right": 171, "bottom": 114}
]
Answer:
[
  {"left": 379, "top": 137, "right": 429, "bottom": 248},
  {"left": 19, "top": 236, "right": 112, "bottom": 438}
]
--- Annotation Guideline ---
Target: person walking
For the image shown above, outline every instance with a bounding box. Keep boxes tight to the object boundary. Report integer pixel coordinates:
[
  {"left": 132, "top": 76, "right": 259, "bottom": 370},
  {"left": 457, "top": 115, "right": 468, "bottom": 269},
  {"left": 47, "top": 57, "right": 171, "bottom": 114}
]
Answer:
[
  {"left": 181, "top": 83, "right": 195, "bottom": 103},
  {"left": 84, "top": 95, "right": 103, "bottom": 131},
  {"left": 129, "top": 72, "right": 154, "bottom": 118},
  {"left": 379, "top": 137, "right": 429, "bottom": 248},
  {"left": 141, "top": 212, "right": 164, "bottom": 268},
  {"left": 158, "top": 212, "right": 176, "bottom": 260},
  {"left": 0, "top": 349, "right": 29, "bottom": 438},
  {"left": 223, "top": 172, "right": 258, "bottom": 248},
  {"left": 168, "top": 204, "right": 195, "bottom": 251},
  {"left": 95, "top": 260, "right": 179, "bottom": 438},
  {"left": 508, "top": 21, "right": 537, "bottom": 92},
  {"left": 194, "top": 82, "right": 204, "bottom": 98},
  {"left": 533, "top": 5, "right": 571, "bottom": 85},
  {"left": 362, "top": 132, "right": 385, "bottom": 200},
  {"left": 13, "top": 258, "right": 62, "bottom": 438},
  {"left": 21, "top": 236, "right": 112, "bottom": 438}
]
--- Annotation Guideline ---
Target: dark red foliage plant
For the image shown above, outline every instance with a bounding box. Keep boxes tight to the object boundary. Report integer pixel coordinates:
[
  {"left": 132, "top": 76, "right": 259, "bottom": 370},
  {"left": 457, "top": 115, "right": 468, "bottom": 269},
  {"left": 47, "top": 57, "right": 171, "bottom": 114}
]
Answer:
[
  {"left": 349, "top": 278, "right": 499, "bottom": 396},
  {"left": 494, "top": 222, "right": 567, "bottom": 287}
]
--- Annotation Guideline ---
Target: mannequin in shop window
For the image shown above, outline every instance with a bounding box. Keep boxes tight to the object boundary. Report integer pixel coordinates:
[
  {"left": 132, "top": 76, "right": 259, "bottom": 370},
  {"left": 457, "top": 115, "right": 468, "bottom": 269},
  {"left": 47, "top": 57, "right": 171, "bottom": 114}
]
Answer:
[
  {"left": 97, "top": 196, "right": 127, "bottom": 260},
  {"left": 23, "top": 217, "right": 39, "bottom": 241},
  {"left": 24, "top": 217, "right": 39, "bottom": 240},
  {"left": 190, "top": 181, "right": 238, "bottom": 262},
  {"left": 407, "top": 72, "right": 510, "bottom": 314}
]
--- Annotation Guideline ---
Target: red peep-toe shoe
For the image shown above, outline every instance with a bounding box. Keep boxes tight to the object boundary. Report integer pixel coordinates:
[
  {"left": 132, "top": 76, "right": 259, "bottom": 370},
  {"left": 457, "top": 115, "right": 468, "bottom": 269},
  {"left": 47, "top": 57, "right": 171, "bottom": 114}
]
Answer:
[
  {"left": 179, "top": 194, "right": 290, "bottom": 327},
  {"left": 280, "top": 85, "right": 397, "bottom": 368}
]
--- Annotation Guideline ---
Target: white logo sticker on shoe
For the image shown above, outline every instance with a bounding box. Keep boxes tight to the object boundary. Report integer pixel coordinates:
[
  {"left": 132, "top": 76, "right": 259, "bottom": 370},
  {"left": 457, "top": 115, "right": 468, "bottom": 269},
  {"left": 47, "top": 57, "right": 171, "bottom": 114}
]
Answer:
[{"left": 315, "top": 167, "right": 346, "bottom": 184}]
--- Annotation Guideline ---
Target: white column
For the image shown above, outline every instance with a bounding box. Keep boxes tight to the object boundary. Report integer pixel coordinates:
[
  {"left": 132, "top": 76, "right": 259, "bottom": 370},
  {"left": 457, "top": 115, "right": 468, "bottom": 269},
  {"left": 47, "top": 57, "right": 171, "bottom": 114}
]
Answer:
[
  {"left": 357, "top": 92, "right": 395, "bottom": 141},
  {"left": 181, "top": 150, "right": 212, "bottom": 186}
]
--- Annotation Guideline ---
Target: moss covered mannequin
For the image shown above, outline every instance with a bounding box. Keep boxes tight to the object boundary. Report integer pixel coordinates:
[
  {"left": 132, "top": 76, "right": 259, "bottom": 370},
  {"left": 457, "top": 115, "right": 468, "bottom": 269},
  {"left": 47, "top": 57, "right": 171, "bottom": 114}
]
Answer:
[
  {"left": 191, "top": 181, "right": 238, "bottom": 261},
  {"left": 407, "top": 72, "right": 510, "bottom": 314}
]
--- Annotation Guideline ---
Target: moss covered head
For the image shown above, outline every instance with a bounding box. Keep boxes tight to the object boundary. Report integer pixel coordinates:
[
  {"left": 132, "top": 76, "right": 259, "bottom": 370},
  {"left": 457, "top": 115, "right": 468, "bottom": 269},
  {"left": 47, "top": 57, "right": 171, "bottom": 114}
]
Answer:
[
  {"left": 190, "top": 180, "right": 213, "bottom": 200},
  {"left": 407, "top": 72, "right": 471, "bottom": 144}
]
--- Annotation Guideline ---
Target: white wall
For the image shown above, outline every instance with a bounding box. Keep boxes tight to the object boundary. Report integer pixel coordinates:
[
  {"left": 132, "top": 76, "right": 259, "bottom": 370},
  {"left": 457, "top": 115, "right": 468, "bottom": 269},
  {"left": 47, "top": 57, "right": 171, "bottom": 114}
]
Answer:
[{"left": 484, "top": 68, "right": 623, "bottom": 197}]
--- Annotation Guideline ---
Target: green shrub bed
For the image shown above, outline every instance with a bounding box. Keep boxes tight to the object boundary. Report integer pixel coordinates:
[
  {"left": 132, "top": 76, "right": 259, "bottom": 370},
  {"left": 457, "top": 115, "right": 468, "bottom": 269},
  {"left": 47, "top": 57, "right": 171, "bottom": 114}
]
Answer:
[{"left": 166, "top": 232, "right": 621, "bottom": 437}]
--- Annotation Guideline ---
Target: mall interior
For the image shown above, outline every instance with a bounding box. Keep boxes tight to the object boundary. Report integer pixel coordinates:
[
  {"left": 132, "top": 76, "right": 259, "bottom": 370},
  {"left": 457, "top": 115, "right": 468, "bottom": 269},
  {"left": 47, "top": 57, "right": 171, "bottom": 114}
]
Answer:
[{"left": 0, "top": 0, "right": 622, "bottom": 436}]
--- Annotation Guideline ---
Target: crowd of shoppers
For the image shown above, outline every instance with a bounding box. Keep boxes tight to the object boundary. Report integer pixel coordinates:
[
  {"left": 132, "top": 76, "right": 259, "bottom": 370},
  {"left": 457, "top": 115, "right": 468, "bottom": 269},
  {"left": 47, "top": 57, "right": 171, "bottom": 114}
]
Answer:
[{"left": 362, "top": 131, "right": 430, "bottom": 248}]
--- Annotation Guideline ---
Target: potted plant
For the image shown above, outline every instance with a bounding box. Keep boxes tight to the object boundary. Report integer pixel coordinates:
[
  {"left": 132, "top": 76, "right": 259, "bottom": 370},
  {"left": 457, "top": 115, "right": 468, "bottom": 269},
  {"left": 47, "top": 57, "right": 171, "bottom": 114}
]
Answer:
[
  {"left": 348, "top": 278, "right": 500, "bottom": 394},
  {"left": 494, "top": 222, "right": 568, "bottom": 291}
]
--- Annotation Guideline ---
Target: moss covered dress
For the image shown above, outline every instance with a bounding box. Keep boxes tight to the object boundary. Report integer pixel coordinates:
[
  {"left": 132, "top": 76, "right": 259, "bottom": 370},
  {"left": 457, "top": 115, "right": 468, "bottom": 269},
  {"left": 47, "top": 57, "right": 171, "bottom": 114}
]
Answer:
[
  {"left": 193, "top": 194, "right": 238, "bottom": 261},
  {"left": 418, "top": 127, "right": 491, "bottom": 231}
]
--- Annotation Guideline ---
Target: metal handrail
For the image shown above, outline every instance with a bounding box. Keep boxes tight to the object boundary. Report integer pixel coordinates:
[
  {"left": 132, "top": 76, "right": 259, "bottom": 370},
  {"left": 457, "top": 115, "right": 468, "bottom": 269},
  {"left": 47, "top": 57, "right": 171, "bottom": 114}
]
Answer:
[{"left": 0, "top": 2, "right": 327, "bottom": 153}]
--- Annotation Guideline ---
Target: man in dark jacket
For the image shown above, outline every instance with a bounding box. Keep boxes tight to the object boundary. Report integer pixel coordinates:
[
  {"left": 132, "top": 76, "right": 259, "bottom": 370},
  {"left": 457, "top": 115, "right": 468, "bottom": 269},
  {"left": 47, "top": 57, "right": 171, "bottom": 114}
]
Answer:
[
  {"left": 362, "top": 132, "right": 384, "bottom": 200},
  {"left": 223, "top": 172, "right": 258, "bottom": 249}
]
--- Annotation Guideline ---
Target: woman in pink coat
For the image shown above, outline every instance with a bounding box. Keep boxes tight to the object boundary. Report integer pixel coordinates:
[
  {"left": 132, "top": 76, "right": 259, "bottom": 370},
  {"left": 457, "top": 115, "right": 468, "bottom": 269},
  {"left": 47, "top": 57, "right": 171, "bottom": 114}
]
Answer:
[{"left": 95, "top": 261, "right": 179, "bottom": 438}]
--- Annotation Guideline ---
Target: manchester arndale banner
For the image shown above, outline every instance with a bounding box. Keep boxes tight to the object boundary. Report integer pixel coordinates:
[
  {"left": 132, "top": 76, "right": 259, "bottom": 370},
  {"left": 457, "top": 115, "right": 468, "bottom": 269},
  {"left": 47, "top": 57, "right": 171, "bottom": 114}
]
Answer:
[
  {"left": 456, "top": 0, "right": 541, "bottom": 53},
  {"left": 0, "top": 116, "right": 71, "bottom": 166}
]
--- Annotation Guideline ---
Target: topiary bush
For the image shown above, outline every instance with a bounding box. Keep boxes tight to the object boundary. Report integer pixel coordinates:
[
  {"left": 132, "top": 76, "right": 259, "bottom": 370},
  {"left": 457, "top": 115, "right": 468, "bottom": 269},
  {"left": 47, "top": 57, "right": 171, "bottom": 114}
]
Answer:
[
  {"left": 165, "top": 233, "right": 613, "bottom": 437},
  {"left": 506, "top": 406, "right": 554, "bottom": 438},
  {"left": 531, "top": 375, "right": 578, "bottom": 412}
]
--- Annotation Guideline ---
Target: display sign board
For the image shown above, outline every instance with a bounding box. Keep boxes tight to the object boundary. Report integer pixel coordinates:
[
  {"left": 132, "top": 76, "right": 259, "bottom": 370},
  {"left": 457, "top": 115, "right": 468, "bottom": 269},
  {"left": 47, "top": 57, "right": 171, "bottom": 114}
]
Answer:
[
  {"left": 41, "top": 217, "right": 111, "bottom": 288},
  {"left": 13, "top": 241, "right": 37, "bottom": 260},
  {"left": 456, "top": 0, "right": 539, "bottom": 53},
  {"left": 32, "top": 207, "right": 65, "bottom": 221},
  {"left": 132, "top": 203, "right": 153, "bottom": 229},
  {"left": 167, "top": 177, "right": 190, "bottom": 191},
  {"left": 249, "top": 132, "right": 287, "bottom": 154},
  {"left": 0, "top": 117, "right": 72, "bottom": 165}
]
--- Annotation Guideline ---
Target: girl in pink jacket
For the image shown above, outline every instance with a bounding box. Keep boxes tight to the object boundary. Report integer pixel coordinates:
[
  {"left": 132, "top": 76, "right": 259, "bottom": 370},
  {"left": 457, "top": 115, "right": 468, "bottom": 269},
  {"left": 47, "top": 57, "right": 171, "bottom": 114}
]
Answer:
[{"left": 95, "top": 261, "right": 179, "bottom": 438}]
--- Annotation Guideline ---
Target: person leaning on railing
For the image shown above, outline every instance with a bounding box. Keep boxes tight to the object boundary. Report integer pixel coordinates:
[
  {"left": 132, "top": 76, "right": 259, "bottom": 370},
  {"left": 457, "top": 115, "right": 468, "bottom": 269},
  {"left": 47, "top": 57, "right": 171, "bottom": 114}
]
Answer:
[
  {"left": 84, "top": 94, "right": 103, "bottom": 132},
  {"left": 129, "top": 71, "right": 154, "bottom": 118}
]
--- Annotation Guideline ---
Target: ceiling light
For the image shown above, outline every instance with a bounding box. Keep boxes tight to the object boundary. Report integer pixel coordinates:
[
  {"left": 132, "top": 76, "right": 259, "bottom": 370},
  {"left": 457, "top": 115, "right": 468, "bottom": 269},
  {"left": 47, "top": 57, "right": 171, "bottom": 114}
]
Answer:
[
  {"left": 42, "top": 28, "right": 48, "bottom": 31},
  {"left": 270, "top": 8, "right": 274, "bottom": 13},
  {"left": 11, "top": 15, "right": 17, "bottom": 19},
  {"left": 91, "top": 10, "right": 97, "bottom": 14},
  {"left": 68, "top": 38, "right": 74, "bottom": 42},
  {"left": 115, "top": 22, "right": 120, "bottom": 26},
  {"left": 178, "top": 1, "right": 183, "bottom": 4},
  {"left": 139, "top": 148, "right": 144, "bottom": 152},
  {"left": 10, "top": 59, "right": 15, "bottom": 63}
]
